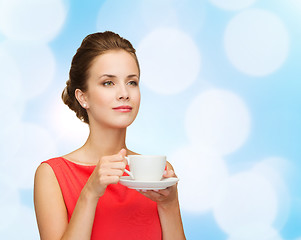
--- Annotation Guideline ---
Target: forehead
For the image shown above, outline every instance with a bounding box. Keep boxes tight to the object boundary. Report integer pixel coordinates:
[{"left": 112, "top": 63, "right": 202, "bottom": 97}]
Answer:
[{"left": 89, "top": 50, "right": 139, "bottom": 76}]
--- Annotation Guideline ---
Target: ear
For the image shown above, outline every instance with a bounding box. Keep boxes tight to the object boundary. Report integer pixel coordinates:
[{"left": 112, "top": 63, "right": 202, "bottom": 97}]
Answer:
[{"left": 75, "top": 89, "right": 89, "bottom": 108}]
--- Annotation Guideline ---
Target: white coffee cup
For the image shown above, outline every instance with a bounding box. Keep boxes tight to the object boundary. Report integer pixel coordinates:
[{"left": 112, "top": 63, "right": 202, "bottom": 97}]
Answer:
[{"left": 124, "top": 155, "right": 166, "bottom": 181}]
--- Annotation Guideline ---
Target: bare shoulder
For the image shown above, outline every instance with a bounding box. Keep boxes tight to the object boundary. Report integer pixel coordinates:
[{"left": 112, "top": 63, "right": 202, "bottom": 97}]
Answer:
[
  {"left": 34, "top": 162, "right": 65, "bottom": 208},
  {"left": 34, "top": 163, "right": 68, "bottom": 239},
  {"left": 34, "top": 162, "right": 67, "bottom": 214},
  {"left": 34, "top": 162, "right": 55, "bottom": 182}
]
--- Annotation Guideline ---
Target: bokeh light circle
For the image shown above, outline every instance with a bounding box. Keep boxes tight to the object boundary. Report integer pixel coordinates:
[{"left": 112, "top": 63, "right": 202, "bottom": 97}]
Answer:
[
  {"left": 0, "top": 206, "right": 39, "bottom": 239},
  {"left": 7, "top": 123, "right": 57, "bottom": 188},
  {"left": 252, "top": 157, "right": 291, "bottom": 230},
  {"left": 170, "top": 145, "right": 229, "bottom": 212},
  {"left": 185, "top": 89, "right": 251, "bottom": 155},
  {"left": 0, "top": 0, "right": 67, "bottom": 42},
  {"left": 0, "top": 175, "right": 21, "bottom": 231},
  {"left": 0, "top": 45, "right": 21, "bottom": 105},
  {"left": 227, "top": 226, "right": 283, "bottom": 240},
  {"left": 139, "top": 0, "right": 206, "bottom": 35},
  {"left": 137, "top": 28, "right": 201, "bottom": 95},
  {"left": 213, "top": 171, "right": 278, "bottom": 237},
  {"left": 224, "top": 9, "right": 289, "bottom": 76},
  {"left": 0, "top": 110, "right": 23, "bottom": 165},
  {"left": 97, "top": 0, "right": 205, "bottom": 45},
  {"left": 49, "top": 95, "right": 89, "bottom": 150},
  {"left": 3, "top": 41, "right": 56, "bottom": 99},
  {"left": 96, "top": 0, "right": 144, "bottom": 45},
  {"left": 209, "top": 0, "right": 256, "bottom": 11}
]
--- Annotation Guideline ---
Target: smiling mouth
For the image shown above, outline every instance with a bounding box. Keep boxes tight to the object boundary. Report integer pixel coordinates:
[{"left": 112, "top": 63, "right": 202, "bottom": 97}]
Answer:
[{"left": 113, "top": 106, "right": 132, "bottom": 112}]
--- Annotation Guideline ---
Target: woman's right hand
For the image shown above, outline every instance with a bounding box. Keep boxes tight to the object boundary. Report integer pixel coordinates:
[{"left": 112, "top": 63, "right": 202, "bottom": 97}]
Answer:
[{"left": 84, "top": 148, "right": 127, "bottom": 199}]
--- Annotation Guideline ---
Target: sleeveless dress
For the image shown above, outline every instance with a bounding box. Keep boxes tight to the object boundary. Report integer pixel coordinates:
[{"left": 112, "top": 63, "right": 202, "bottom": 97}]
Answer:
[{"left": 42, "top": 157, "right": 162, "bottom": 240}]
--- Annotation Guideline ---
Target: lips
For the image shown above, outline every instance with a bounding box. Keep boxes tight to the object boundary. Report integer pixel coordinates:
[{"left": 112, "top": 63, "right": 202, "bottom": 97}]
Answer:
[{"left": 113, "top": 105, "right": 133, "bottom": 112}]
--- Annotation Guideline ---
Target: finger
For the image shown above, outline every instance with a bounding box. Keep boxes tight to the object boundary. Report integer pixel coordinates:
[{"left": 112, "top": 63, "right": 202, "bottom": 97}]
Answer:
[
  {"left": 163, "top": 169, "right": 176, "bottom": 178},
  {"left": 116, "top": 148, "right": 128, "bottom": 164},
  {"left": 138, "top": 190, "right": 166, "bottom": 202},
  {"left": 103, "top": 153, "right": 125, "bottom": 163},
  {"left": 110, "top": 162, "right": 126, "bottom": 170},
  {"left": 156, "top": 188, "right": 171, "bottom": 197},
  {"left": 138, "top": 189, "right": 159, "bottom": 197},
  {"left": 108, "top": 169, "right": 124, "bottom": 177},
  {"left": 101, "top": 175, "right": 120, "bottom": 185},
  {"left": 119, "top": 148, "right": 127, "bottom": 157},
  {"left": 119, "top": 149, "right": 129, "bottom": 165},
  {"left": 140, "top": 189, "right": 166, "bottom": 196},
  {"left": 100, "top": 161, "right": 126, "bottom": 170},
  {"left": 99, "top": 168, "right": 124, "bottom": 177}
]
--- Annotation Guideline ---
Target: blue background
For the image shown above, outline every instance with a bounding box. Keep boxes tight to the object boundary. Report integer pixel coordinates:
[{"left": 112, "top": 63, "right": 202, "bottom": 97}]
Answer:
[{"left": 0, "top": 0, "right": 300, "bottom": 239}]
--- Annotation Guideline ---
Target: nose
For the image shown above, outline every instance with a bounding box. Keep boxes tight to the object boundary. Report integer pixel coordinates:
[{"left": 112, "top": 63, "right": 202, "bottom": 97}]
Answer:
[{"left": 117, "top": 84, "right": 129, "bottom": 100}]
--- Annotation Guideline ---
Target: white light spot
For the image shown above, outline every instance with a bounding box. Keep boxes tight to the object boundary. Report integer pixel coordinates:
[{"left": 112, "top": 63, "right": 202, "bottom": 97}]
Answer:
[
  {"left": 290, "top": 0, "right": 301, "bottom": 12},
  {"left": 97, "top": 0, "right": 205, "bottom": 43},
  {"left": 0, "top": 175, "right": 21, "bottom": 231},
  {"left": 224, "top": 9, "right": 289, "bottom": 76},
  {"left": 6, "top": 123, "right": 57, "bottom": 188},
  {"left": 251, "top": 157, "right": 291, "bottom": 230},
  {"left": 185, "top": 89, "right": 251, "bottom": 155},
  {"left": 139, "top": 1, "right": 178, "bottom": 29},
  {"left": 170, "top": 145, "right": 229, "bottom": 212},
  {"left": 0, "top": 0, "right": 67, "bottom": 43},
  {"left": 0, "top": 206, "right": 39, "bottom": 239},
  {"left": 0, "top": 110, "right": 23, "bottom": 165},
  {"left": 0, "top": 46, "right": 24, "bottom": 164},
  {"left": 137, "top": 28, "right": 201, "bottom": 95},
  {"left": 0, "top": 45, "right": 21, "bottom": 104},
  {"left": 49, "top": 95, "right": 89, "bottom": 149},
  {"left": 96, "top": 0, "right": 144, "bottom": 44},
  {"left": 209, "top": 0, "right": 256, "bottom": 11},
  {"left": 227, "top": 226, "right": 283, "bottom": 240},
  {"left": 2, "top": 41, "right": 56, "bottom": 99},
  {"left": 213, "top": 171, "right": 278, "bottom": 237},
  {"left": 139, "top": 0, "right": 205, "bottom": 35}
]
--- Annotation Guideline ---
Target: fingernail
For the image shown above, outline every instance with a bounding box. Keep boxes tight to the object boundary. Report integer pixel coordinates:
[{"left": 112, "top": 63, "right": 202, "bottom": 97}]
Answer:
[{"left": 142, "top": 190, "right": 147, "bottom": 193}]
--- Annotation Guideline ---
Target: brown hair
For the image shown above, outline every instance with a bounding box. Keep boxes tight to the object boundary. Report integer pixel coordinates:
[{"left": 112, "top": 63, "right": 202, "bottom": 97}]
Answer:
[{"left": 62, "top": 31, "right": 140, "bottom": 124}]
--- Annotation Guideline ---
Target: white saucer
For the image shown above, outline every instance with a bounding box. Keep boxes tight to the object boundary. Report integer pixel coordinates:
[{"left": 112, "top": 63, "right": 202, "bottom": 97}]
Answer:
[{"left": 119, "top": 176, "right": 179, "bottom": 190}]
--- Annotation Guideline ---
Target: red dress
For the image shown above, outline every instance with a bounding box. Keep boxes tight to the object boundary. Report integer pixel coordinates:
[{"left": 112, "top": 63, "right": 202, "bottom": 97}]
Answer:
[{"left": 42, "top": 157, "right": 162, "bottom": 240}]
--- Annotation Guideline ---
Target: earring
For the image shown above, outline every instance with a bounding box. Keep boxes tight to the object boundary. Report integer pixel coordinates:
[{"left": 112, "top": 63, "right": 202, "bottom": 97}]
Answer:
[{"left": 83, "top": 103, "right": 87, "bottom": 108}]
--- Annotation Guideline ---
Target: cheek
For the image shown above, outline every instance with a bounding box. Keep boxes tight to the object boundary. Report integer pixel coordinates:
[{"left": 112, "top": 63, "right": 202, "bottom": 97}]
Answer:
[
  {"left": 134, "top": 91, "right": 141, "bottom": 106},
  {"left": 92, "top": 91, "right": 112, "bottom": 106}
]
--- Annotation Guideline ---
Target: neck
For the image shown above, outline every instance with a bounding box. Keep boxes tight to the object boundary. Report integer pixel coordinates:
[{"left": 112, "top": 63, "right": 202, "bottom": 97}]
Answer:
[{"left": 81, "top": 123, "right": 127, "bottom": 163}]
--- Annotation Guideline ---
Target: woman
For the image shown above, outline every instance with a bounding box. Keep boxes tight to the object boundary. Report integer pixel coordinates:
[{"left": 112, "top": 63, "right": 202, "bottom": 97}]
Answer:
[{"left": 34, "top": 31, "right": 186, "bottom": 240}]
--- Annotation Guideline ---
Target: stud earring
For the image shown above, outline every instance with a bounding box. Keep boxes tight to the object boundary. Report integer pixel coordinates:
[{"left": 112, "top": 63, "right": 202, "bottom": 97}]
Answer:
[{"left": 83, "top": 103, "right": 87, "bottom": 108}]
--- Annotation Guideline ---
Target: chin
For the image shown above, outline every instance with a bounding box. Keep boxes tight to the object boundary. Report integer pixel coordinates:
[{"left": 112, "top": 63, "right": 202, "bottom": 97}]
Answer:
[{"left": 108, "top": 120, "right": 135, "bottom": 129}]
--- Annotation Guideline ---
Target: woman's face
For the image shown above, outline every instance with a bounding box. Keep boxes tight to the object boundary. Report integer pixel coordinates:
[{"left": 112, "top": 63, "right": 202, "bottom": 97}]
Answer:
[{"left": 81, "top": 49, "right": 140, "bottom": 129}]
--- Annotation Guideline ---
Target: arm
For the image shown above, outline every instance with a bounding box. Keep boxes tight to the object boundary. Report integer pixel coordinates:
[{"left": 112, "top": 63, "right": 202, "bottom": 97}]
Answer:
[
  {"left": 34, "top": 163, "right": 69, "bottom": 239},
  {"left": 34, "top": 163, "right": 100, "bottom": 240},
  {"left": 157, "top": 194, "right": 185, "bottom": 240},
  {"left": 139, "top": 162, "right": 186, "bottom": 240},
  {"left": 34, "top": 149, "right": 127, "bottom": 240}
]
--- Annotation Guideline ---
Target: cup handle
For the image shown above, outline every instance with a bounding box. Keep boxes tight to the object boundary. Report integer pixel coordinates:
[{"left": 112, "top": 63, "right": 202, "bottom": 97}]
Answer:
[{"left": 124, "top": 156, "right": 134, "bottom": 179}]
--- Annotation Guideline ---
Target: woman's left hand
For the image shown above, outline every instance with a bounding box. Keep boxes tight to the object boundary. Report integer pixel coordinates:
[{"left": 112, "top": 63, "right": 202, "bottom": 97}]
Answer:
[{"left": 137, "top": 169, "right": 179, "bottom": 207}]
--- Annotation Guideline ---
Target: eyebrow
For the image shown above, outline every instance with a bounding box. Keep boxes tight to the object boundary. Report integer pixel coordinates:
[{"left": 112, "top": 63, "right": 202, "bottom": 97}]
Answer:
[
  {"left": 99, "top": 74, "right": 139, "bottom": 79},
  {"left": 127, "top": 74, "right": 139, "bottom": 79},
  {"left": 99, "top": 74, "right": 116, "bottom": 79}
]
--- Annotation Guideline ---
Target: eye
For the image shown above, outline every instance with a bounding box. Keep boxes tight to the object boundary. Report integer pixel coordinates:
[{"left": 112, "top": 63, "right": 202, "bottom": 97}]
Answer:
[
  {"left": 127, "top": 80, "right": 138, "bottom": 86},
  {"left": 103, "top": 81, "right": 114, "bottom": 86}
]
